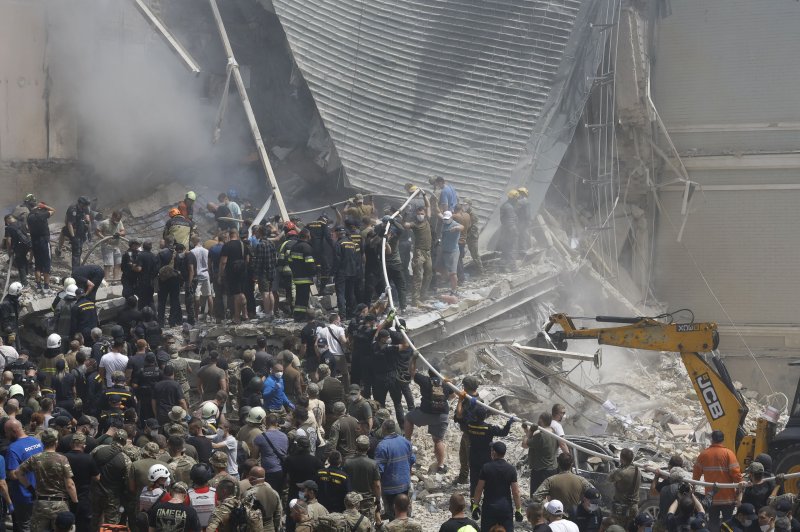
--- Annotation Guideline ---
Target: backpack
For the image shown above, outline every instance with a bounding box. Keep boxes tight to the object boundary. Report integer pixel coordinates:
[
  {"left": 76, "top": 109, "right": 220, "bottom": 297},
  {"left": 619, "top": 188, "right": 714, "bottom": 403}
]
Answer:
[
  {"left": 228, "top": 493, "right": 263, "bottom": 532},
  {"left": 157, "top": 251, "right": 178, "bottom": 282},
  {"left": 428, "top": 378, "right": 449, "bottom": 414},
  {"left": 317, "top": 512, "right": 365, "bottom": 532}
]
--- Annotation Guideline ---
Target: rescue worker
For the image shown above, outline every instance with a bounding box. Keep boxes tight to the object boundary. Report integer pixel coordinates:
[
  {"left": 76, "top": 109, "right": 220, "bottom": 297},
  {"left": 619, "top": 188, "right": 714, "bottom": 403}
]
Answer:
[
  {"left": 174, "top": 242, "right": 197, "bottom": 326},
  {"left": 405, "top": 355, "right": 452, "bottom": 474},
  {"left": 251, "top": 226, "right": 277, "bottom": 321},
  {"left": 371, "top": 327, "right": 408, "bottom": 427},
  {"left": 163, "top": 207, "right": 192, "bottom": 249},
  {"left": 328, "top": 401, "right": 360, "bottom": 460},
  {"left": 12, "top": 193, "right": 37, "bottom": 226},
  {"left": 499, "top": 190, "right": 520, "bottom": 272},
  {"left": 375, "top": 419, "right": 416, "bottom": 520},
  {"left": 515, "top": 187, "right": 532, "bottom": 254},
  {"left": 290, "top": 228, "right": 316, "bottom": 322},
  {"left": 0, "top": 282, "right": 22, "bottom": 348},
  {"left": 277, "top": 224, "right": 299, "bottom": 311},
  {"left": 433, "top": 176, "right": 459, "bottom": 212},
  {"left": 90, "top": 428, "right": 131, "bottom": 529},
  {"left": 218, "top": 228, "right": 250, "bottom": 324},
  {"left": 343, "top": 193, "right": 375, "bottom": 220},
  {"left": 262, "top": 364, "right": 295, "bottom": 416},
  {"left": 452, "top": 203, "right": 471, "bottom": 284},
  {"left": 95, "top": 210, "right": 126, "bottom": 281},
  {"left": 26, "top": 200, "right": 55, "bottom": 290},
  {"left": 460, "top": 405, "right": 514, "bottom": 498},
  {"left": 178, "top": 190, "right": 196, "bottom": 221},
  {"left": 206, "top": 478, "right": 263, "bottom": 531},
  {"left": 17, "top": 428, "right": 78, "bottom": 531},
  {"left": 608, "top": 449, "right": 642, "bottom": 528},
  {"left": 573, "top": 487, "right": 604, "bottom": 532},
  {"left": 317, "top": 450, "right": 349, "bottom": 512},
  {"left": 379, "top": 216, "right": 408, "bottom": 311},
  {"left": 133, "top": 241, "right": 158, "bottom": 310},
  {"left": 692, "top": 430, "right": 742, "bottom": 531},
  {"left": 39, "top": 333, "right": 65, "bottom": 389},
  {"left": 406, "top": 204, "right": 432, "bottom": 307},
  {"left": 522, "top": 412, "right": 561, "bottom": 496},
  {"left": 333, "top": 226, "right": 359, "bottom": 319},
  {"left": 471, "top": 441, "right": 524, "bottom": 532},
  {"left": 237, "top": 406, "right": 267, "bottom": 461},
  {"left": 120, "top": 239, "right": 141, "bottom": 298},
  {"left": 307, "top": 214, "right": 336, "bottom": 293},
  {"left": 464, "top": 199, "right": 483, "bottom": 274},
  {"left": 138, "top": 463, "right": 171, "bottom": 515},
  {"left": 59, "top": 195, "right": 91, "bottom": 269},
  {"left": 147, "top": 481, "right": 201, "bottom": 531},
  {"left": 187, "top": 462, "right": 217, "bottom": 529},
  {"left": 242, "top": 466, "right": 283, "bottom": 532},
  {"left": 454, "top": 375, "right": 481, "bottom": 485},
  {"left": 70, "top": 287, "right": 97, "bottom": 343},
  {"left": 435, "top": 210, "right": 463, "bottom": 295},
  {"left": 533, "top": 454, "right": 594, "bottom": 513},
  {"left": 343, "top": 492, "right": 372, "bottom": 531},
  {"left": 343, "top": 435, "right": 382, "bottom": 522},
  {"left": 156, "top": 237, "right": 182, "bottom": 327},
  {"left": 4, "top": 214, "right": 31, "bottom": 288}
]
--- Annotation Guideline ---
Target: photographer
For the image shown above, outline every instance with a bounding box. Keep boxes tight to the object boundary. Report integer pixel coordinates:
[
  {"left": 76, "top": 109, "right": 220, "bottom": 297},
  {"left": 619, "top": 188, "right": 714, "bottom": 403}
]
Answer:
[{"left": 666, "top": 485, "right": 707, "bottom": 532}]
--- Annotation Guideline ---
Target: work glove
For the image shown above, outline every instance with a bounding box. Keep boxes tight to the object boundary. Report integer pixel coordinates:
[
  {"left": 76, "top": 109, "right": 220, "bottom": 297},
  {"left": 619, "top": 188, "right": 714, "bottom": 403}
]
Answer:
[
  {"left": 776, "top": 473, "right": 785, "bottom": 483},
  {"left": 515, "top": 509, "right": 524, "bottom": 522},
  {"left": 471, "top": 502, "right": 481, "bottom": 521},
  {"left": 386, "top": 309, "right": 396, "bottom": 324}
]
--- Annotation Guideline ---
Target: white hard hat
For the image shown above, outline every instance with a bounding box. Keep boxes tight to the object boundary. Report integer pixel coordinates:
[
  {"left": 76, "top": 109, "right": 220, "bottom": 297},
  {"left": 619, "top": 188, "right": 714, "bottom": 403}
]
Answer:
[
  {"left": 63, "top": 277, "right": 76, "bottom": 288},
  {"left": 148, "top": 464, "right": 171, "bottom": 484},
  {"left": 65, "top": 284, "right": 78, "bottom": 297},
  {"left": 47, "top": 333, "right": 62, "bottom": 350},
  {"left": 201, "top": 402, "right": 219, "bottom": 419},
  {"left": 7, "top": 282, "right": 22, "bottom": 296},
  {"left": 246, "top": 406, "right": 266, "bottom": 425}
]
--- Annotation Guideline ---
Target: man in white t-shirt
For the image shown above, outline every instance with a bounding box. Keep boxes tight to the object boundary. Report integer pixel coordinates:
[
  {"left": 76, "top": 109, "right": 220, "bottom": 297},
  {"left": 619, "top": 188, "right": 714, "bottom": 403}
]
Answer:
[
  {"left": 99, "top": 338, "right": 129, "bottom": 387},
  {"left": 545, "top": 500, "right": 580, "bottom": 532},
  {"left": 191, "top": 236, "right": 212, "bottom": 319},
  {"left": 315, "top": 313, "right": 349, "bottom": 386},
  {"left": 95, "top": 211, "right": 126, "bottom": 281},
  {"left": 551, "top": 403, "right": 566, "bottom": 453}
]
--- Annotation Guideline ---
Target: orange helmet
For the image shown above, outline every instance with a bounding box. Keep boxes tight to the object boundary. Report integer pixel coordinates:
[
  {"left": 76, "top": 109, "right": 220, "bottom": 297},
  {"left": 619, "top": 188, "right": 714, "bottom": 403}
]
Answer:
[
  {"left": 168, "top": 208, "right": 181, "bottom": 218},
  {"left": 284, "top": 221, "right": 297, "bottom": 232}
]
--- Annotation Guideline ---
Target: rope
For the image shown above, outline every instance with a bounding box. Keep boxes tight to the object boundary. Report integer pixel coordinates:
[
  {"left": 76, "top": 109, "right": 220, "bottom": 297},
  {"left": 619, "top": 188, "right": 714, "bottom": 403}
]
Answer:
[{"left": 376, "top": 192, "right": 799, "bottom": 490}]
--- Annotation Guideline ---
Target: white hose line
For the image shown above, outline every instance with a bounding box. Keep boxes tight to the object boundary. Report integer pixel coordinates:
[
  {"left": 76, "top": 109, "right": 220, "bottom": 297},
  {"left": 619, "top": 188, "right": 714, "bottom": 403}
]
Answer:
[{"left": 377, "top": 193, "right": 799, "bottom": 490}]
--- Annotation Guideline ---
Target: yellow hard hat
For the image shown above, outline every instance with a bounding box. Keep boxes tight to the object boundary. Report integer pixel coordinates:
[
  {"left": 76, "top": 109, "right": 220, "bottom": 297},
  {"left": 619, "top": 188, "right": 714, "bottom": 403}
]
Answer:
[
  {"left": 186, "top": 191, "right": 196, "bottom": 201},
  {"left": 517, "top": 187, "right": 529, "bottom": 197},
  {"left": 507, "top": 190, "right": 520, "bottom": 200}
]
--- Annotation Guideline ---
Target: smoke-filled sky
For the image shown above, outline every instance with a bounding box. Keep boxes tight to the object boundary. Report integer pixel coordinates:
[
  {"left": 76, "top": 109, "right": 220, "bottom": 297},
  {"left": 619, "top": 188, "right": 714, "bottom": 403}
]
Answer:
[{"left": 46, "top": 0, "right": 255, "bottom": 205}]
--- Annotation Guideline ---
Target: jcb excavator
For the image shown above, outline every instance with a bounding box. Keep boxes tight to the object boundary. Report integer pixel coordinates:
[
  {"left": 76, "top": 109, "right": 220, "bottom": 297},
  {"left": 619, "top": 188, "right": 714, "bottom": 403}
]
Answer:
[{"left": 543, "top": 313, "right": 800, "bottom": 493}]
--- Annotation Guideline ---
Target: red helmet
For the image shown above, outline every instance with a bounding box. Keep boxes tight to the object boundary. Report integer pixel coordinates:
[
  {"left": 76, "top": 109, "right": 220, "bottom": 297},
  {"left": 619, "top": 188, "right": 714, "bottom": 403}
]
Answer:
[{"left": 284, "top": 221, "right": 297, "bottom": 232}]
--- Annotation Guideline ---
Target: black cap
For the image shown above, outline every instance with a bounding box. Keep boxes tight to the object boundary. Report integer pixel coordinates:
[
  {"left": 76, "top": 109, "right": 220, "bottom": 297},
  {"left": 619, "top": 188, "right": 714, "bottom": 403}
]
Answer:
[
  {"left": 145, "top": 418, "right": 160, "bottom": 430},
  {"left": 584, "top": 487, "right": 601, "bottom": 501},
  {"left": 738, "top": 503, "right": 757, "bottom": 519},
  {"left": 50, "top": 416, "right": 72, "bottom": 428},
  {"left": 776, "top": 499, "right": 792, "bottom": 517},
  {"left": 634, "top": 513, "right": 654, "bottom": 527},
  {"left": 711, "top": 430, "right": 724, "bottom": 443},
  {"left": 377, "top": 329, "right": 390, "bottom": 339},
  {"left": 297, "top": 480, "right": 319, "bottom": 490}
]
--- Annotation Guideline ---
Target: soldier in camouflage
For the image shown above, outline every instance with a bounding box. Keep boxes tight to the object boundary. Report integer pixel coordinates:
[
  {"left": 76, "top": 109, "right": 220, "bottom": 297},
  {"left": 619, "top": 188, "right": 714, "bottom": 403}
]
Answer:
[
  {"left": 166, "top": 435, "right": 197, "bottom": 485},
  {"left": 17, "top": 428, "right": 78, "bottom": 531},
  {"left": 90, "top": 428, "right": 132, "bottom": 529},
  {"left": 344, "top": 492, "right": 373, "bottom": 531},
  {"left": 206, "top": 478, "right": 264, "bottom": 532},
  {"left": 168, "top": 345, "right": 193, "bottom": 402},
  {"left": 208, "top": 450, "right": 238, "bottom": 495}
]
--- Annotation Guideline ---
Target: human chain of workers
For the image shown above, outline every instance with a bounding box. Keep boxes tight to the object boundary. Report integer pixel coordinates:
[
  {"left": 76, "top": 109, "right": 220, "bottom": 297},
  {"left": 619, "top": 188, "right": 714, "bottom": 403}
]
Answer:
[{"left": 0, "top": 180, "right": 794, "bottom": 531}]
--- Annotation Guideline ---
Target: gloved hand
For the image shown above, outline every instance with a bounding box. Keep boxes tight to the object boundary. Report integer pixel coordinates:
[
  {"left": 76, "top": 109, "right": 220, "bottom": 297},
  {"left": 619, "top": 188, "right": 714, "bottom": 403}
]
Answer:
[
  {"left": 386, "top": 309, "right": 396, "bottom": 324},
  {"left": 411, "top": 350, "right": 420, "bottom": 361},
  {"left": 776, "top": 473, "right": 785, "bottom": 483},
  {"left": 515, "top": 509, "right": 524, "bottom": 522},
  {"left": 471, "top": 503, "right": 481, "bottom": 521}
]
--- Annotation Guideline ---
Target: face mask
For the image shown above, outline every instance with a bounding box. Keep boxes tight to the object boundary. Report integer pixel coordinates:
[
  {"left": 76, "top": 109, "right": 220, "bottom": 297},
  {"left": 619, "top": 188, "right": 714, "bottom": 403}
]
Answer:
[
  {"left": 298, "top": 492, "right": 306, "bottom": 501},
  {"left": 588, "top": 504, "right": 599, "bottom": 512},
  {"left": 177, "top": 252, "right": 185, "bottom": 258},
  {"left": 760, "top": 525, "right": 771, "bottom": 532},
  {"left": 744, "top": 521, "right": 753, "bottom": 528},
  {"left": 274, "top": 372, "right": 283, "bottom": 379}
]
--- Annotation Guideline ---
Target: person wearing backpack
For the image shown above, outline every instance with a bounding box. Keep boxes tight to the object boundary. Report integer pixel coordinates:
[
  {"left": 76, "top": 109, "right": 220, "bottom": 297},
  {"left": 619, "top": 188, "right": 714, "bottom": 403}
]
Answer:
[
  {"left": 156, "top": 237, "right": 183, "bottom": 327},
  {"left": 4, "top": 214, "right": 31, "bottom": 287},
  {"left": 26, "top": 201, "right": 55, "bottom": 290},
  {"left": 206, "top": 478, "right": 264, "bottom": 531},
  {"left": 403, "top": 355, "right": 454, "bottom": 475}
]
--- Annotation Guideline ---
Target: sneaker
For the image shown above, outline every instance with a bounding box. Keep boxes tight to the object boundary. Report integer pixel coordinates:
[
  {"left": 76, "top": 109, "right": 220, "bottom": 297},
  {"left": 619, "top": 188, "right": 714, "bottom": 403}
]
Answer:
[
  {"left": 43, "top": 284, "right": 50, "bottom": 290},
  {"left": 35, "top": 282, "right": 43, "bottom": 291},
  {"left": 436, "top": 465, "right": 449, "bottom": 474}
]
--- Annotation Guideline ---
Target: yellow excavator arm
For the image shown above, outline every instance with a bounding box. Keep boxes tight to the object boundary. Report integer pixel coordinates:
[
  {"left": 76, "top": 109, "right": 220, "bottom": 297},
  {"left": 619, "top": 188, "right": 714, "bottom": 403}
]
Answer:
[{"left": 544, "top": 313, "right": 770, "bottom": 465}]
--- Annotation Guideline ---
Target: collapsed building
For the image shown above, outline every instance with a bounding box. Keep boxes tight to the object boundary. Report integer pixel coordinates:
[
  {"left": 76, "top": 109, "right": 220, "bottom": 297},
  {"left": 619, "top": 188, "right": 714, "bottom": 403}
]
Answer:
[{"left": 1, "top": 0, "right": 800, "bottom": 524}]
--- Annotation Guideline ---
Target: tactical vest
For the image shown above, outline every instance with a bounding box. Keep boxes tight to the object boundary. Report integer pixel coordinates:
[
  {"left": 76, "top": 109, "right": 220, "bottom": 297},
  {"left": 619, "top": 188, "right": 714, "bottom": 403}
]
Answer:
[
  {"left": 138, "top": 486, "right": 165, "bottom": 512},
  {"left": 188, "top": 486, "right": 217, "bottom": 526}
]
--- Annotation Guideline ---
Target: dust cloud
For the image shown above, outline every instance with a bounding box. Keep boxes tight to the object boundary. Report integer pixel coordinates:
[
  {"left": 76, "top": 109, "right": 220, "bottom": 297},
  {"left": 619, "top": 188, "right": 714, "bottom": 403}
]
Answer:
[{"left": 46, "top": 0, "right": 252, "bottom": 206}]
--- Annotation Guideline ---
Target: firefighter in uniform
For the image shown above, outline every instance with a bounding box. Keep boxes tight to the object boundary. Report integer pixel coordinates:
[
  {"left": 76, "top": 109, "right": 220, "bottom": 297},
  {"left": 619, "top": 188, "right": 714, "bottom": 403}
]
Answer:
[
  {"left": 460, "top": 405, "right": 515, "bottom": 499},
  {"left": 290, "top": 229, "right": 316, "bottom": 322},
  {"left": 18, "top": 428, "right": 78, "bottom": 531},
  {"left": 306, "top": 214, "right": 336, "bottom": 293},
  {"left": 333, "top": 226, "right": 360, "bottom": 319},
  {"left": 277, "top": 226, "right": 299, "bottom": 310}
]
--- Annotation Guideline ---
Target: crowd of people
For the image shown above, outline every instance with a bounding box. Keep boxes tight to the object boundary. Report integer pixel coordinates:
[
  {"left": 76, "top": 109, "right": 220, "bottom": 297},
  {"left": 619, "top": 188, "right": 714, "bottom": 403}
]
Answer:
[{"left": 0, "top": 184, "right": 796, "bottom": 532}]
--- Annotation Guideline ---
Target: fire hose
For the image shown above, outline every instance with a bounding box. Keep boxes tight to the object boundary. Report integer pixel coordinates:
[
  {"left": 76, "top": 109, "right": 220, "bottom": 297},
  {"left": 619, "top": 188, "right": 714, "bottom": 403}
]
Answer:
[
  {"left": 82, "top": 235, "right": 130, "bottom": 266},
  {"left": 377, "top": 188, "right": 800, "bottom": 489}
]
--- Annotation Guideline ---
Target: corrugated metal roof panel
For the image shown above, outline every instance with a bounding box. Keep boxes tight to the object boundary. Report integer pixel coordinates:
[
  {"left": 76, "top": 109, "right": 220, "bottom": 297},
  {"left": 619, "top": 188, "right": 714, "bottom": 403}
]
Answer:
[{"left": 271, "top": 0, "right": 607, "bottom": 222}]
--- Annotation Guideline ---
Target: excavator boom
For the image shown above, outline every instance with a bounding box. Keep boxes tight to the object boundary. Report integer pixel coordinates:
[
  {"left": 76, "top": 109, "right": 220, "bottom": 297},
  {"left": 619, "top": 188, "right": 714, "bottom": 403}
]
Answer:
[{"left": 545, "top": 313, "right": 756, "bottom": 462}]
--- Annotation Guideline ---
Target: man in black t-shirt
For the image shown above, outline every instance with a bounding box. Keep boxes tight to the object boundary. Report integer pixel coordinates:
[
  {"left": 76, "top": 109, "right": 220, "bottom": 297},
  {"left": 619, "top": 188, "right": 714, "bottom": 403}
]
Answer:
[
  {"left": 473, "top": 441, "right": 523, "bottom": 532},
  {"left": 157, "top": 239, "right": 182, "bottom": 327},
  {"left": 72, "top": 264, "right": 105, "bottom": 301},
  {"left": 440, "top": 493, "right": 479, "bottom": 532},
  {"left": 59, "top": 196, "right": 91, "bottom": 269},
  {"left": 405, "top": 355, "right": 453, "bottom": 474},
  {"left": 4, "top": 214, "right": 31, "bottom": 286},
  {"left": 148, "top": 481, "right": 201, "bottom": 532},
  {"left": 218, "top": 229, "right": 250, "bottom": 323},
  {"left": 174, "top": 243, "right": 197, "bottom": 326},
  {"left": 153, "top": 365, "right": 188, "bottom": 425},
  {"left": 26, "top": 203, "right": 54, "bottom": 289}
]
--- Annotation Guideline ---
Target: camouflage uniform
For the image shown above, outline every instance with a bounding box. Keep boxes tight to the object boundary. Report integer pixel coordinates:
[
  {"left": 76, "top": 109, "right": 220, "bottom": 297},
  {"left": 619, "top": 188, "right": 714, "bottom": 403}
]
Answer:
[
  {"left": 206, "top": 496, "right": 264, "bottom": 532},
  {"left": 226, "top": 358, "right": 243, "bottom": 419},
  {"left": 91, "top": 441, "right": 132, "bottom": 528},
  {"left": 167, "top": 453, "right": 197, "bottom": 485},
  {"left": 209, "top": 471, "right": 240, "bottom": 497},
  {"left": 18, "top": 450, "right": 74, "bottom": 531},
  {"left": 384, "top": 517, "right": 423, "bottom": 531},
  {"left": 169, "top": 353, "right": 192, "bottom": 399}
]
